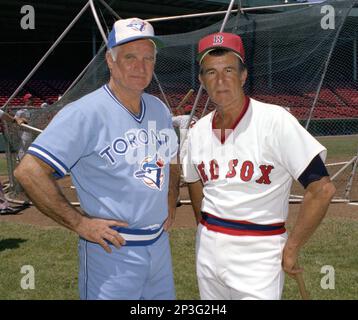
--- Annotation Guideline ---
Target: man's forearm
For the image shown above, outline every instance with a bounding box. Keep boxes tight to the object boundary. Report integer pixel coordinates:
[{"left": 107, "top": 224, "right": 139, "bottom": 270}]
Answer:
[
  {"left": 286, "top": 177, "right": 336, "bottom": 252},
  {"left": 15, "top": 155, "right": 130, "bottom": 253},
  {"left": 188, "top": 181, "right": 203, "bottom": 225},
  {"left": 14, "top": 155, "right": 84, "bottom": 232},
  {"left": 1, "top": 112, "right": 15, "bottom": 123},
  {"left": 168, "top": 164, "right": 180, "bottom": 211}
]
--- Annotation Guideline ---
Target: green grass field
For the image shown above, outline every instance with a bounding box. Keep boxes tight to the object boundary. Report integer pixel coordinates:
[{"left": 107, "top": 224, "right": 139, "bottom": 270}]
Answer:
[
  {"left": 0, "top": 217, "right": 357, "bottom": 300},
  {"left": 0, "top": 135, "right": 356, "bottom": 300}
]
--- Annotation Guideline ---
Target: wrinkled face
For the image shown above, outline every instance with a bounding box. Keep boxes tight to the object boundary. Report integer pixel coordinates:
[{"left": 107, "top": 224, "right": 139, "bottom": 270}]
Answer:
[
  {"left": 199, "top": 51, "right": 247, "bottom": 108},
  {"left": 106, "top": 39, "right": 156, "bottom": 93}
]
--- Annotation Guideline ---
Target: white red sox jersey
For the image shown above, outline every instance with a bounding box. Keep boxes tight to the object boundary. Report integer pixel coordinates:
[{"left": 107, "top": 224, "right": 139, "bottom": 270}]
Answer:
[
  {"left": 27, "top": 84, "right": 178, "bottom": 229},
  {"left": 183, "top": 97, "right": 327, "bottom": 226}
]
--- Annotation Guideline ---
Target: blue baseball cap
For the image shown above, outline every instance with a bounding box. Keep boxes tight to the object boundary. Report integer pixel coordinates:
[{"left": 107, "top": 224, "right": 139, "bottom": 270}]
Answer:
[{"left": 107, "top": 18, "right": 164, "bottom": 49}]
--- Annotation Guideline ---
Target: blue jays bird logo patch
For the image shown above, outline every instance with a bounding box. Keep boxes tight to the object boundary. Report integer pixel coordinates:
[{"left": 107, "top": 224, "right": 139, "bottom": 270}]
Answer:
[
  {"left": 127, "top": 19, "right": 146, "bottom": 32},
  {"left": 134, "top": 155, "right": 165, "bottom": 190}
]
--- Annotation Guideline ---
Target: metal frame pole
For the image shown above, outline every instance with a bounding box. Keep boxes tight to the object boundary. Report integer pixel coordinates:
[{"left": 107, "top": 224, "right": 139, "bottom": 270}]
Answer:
[
  {"left": 344, "top": 150, "right": 358, "bottom": 201},
  {"left": 331, "top": 155, "right": 358, "bottom": 181},
  {"left": 146, "top": 2, "right": 324, "bottom": 23},
  {"left": 1, "top": 1, "right": 91, "bottom": 110},
  {"left": 268, "top": 37, "right": 273, "bottom": 89},
  {"left": 89, "top": 0, "right": 108, "bottom": 45},
  {"left": 200, "top": 97, "right": 211, "bottom": 118},
  {"left": 154, "top": 73, "right": 172, "bottom": 110},
  {"left": 98, "top": 0, "right": 121, "bottom": 20},
  {"left": 62, "top": 47, "right": 106, "bottom": 98},
  {"left": 353, "top": 32, "right": 357, "bottom": 82},
  {"left": 180, "top": 198, "right": 352, "bottom": 205}
]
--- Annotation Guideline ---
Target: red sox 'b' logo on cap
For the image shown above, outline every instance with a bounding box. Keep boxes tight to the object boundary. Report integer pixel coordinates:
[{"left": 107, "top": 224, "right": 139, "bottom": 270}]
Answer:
[{"left": 213, "top": 35, "right": 224, "bottom": 45}]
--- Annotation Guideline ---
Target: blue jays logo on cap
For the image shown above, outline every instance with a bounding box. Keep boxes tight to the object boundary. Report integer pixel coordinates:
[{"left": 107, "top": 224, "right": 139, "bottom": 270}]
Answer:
[
  {"left": 108, "top": 18, "right": 164, "bottom": 49},
  {"left": 134, "top": 155, "right": 165, "bottom": 190},
  {"left": 127, "top": 19, "right": 146, "bottom": 32}
]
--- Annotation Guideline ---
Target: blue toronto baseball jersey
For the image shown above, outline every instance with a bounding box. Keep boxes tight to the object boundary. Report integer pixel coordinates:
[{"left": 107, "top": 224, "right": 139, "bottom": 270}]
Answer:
[{"left": 27, "top": 85, "right": 178, "bottom": 229}]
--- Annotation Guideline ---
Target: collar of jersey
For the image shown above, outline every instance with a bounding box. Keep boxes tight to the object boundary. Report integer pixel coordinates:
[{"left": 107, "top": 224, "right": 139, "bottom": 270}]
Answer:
[
  {"left": 211, "top": 96, "right": 250, "bottom": 144},
  {"left": 104, "top": 84, "right": 146, "bottom": 123}
]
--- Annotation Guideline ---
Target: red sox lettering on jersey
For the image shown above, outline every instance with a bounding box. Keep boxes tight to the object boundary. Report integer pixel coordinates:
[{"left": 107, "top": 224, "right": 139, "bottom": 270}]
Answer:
[
  {"left": 197, "top": 159, "right": 274, "bottom": 185},
  {"left": 183, "top": 98, "right": 327, "bottom": 225}
]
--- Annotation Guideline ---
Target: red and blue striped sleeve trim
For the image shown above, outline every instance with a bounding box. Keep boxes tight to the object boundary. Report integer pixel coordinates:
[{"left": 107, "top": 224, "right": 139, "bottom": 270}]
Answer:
[{"left": 201, "top": 212, "right": 286, "bottom": 236}]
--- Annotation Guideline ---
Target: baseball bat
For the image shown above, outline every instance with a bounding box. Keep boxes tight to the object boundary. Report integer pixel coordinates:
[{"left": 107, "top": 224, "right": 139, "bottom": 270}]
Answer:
[
  {"left": 294, "top": 264, "right": 310, "bottom": 300},
  {"left": 177, "top": 89, "right": 194, "bottom": 109},
  {"left": 20, "top": 123, "right": 43, "bottom": 134},
  {"left": 0, "top": 110, "right": 43, "bottom": 133}
]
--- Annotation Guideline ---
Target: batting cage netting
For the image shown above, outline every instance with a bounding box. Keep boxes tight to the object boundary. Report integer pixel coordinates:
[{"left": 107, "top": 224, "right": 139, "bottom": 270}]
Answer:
[{"left": 2, "top": 0, "right": 357, "bottom": 203}]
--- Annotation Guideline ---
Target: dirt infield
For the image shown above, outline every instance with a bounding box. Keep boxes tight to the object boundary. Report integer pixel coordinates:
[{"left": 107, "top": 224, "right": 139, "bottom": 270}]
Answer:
[{"left": 0, "top": 176, "right": 356, "bottom": 229}]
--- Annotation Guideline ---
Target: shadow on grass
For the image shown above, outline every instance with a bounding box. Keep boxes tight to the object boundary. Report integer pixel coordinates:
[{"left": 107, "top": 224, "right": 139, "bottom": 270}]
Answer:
[{"left": 0, "top": 238, "right": 27, "bottom": 252}]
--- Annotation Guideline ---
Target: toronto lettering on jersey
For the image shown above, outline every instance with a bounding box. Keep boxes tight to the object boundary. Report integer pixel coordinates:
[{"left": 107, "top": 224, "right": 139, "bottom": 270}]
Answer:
[
  {"left": 197, "top": 159, "right": 274, "bottom": 184},
  {"left": 99, "top": 121, "right": 177, "bottom": 165}
]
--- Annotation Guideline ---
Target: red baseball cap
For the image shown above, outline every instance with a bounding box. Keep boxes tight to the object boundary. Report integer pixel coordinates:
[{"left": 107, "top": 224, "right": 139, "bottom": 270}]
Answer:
[
  {"left": 23, "top": 93, "right": 33, "bottom": 101},
  {"left": 197, "top": 32, "right": 245, "bottom": 64}
]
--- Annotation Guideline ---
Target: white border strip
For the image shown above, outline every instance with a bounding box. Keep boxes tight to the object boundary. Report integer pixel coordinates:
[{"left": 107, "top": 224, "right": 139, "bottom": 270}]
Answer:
[
  {"left": 28, "top": 146, "right": 68, "bottom": 176},
  {"left": 120, "top": 227, "right": 163, "bottom": 242}
]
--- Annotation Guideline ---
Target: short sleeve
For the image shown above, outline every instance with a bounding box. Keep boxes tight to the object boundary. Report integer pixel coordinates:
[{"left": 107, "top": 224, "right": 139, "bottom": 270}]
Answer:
[
  {"left": 272, "top": 111, "right": 327, "bottom": 180},
  {"left": 27, "top": 104, "right": 94, "bottom": 178},
  {"left": 182, "top": 129, "right": 200, "bottom": 183}
]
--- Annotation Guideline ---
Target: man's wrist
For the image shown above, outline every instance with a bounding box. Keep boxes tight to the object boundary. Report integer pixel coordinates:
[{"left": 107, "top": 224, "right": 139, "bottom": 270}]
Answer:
[{"left": 284, "top": 240, "right": 301, "bottom": 254}]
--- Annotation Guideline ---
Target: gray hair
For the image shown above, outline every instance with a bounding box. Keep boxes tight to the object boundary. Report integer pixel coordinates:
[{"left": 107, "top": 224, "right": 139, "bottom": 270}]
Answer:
[{"left": 108, "top": 42, "right": 157, "bottom": 62}]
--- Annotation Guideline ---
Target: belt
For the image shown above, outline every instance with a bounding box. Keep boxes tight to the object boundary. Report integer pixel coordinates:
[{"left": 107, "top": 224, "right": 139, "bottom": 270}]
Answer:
[
  {"left": 200, "top": 212, "right": 286, "bottom": 236},
  {"left": 109, "top": 224, "right": 164, "bottom": 246}
]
